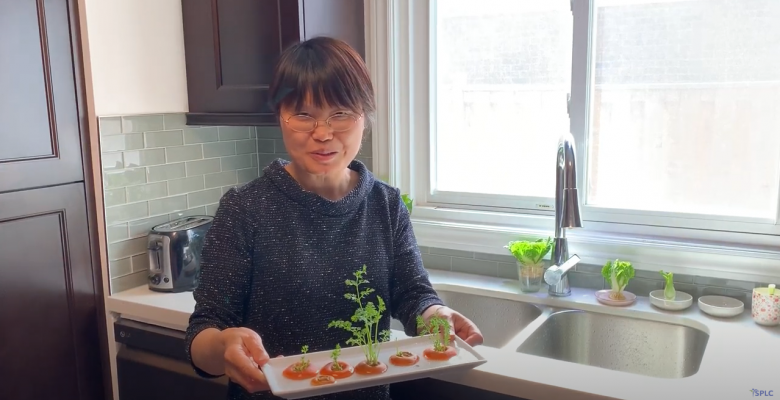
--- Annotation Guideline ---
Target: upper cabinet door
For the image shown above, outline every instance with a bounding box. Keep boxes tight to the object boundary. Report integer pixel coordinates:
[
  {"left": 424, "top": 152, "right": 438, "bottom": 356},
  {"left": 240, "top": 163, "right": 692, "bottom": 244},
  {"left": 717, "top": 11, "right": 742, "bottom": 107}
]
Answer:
[
  {"left": 181, "top": 0, "right": 365, "bottom": 127},
  {"left": 182, "top": 0, "right": 302, "bottom": 126},
  {"left": 0, "top": 0, "right": 84, "bottom": 193},
  {"left": 300, "top": 0, "right": 365, "bottom": 58}
]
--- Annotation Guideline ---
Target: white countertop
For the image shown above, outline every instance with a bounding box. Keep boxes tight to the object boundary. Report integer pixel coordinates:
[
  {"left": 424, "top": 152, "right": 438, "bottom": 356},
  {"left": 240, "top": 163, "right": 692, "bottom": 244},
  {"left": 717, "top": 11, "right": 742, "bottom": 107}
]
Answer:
[{"left": 107, "top": 270, "right": 780, "bottom": 400}]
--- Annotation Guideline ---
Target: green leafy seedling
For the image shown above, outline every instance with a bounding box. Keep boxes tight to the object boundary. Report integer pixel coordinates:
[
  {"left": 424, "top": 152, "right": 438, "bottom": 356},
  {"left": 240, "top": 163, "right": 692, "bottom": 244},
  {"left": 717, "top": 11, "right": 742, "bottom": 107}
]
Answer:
[
  {"left": 330, "top": 344, "right": 343, "bottom": 371},
  {"left": 659, "top": 270, "right": 675, "bottom": 300},
  {"left": 505, "top": 237, "right": 553, "bottom": 266},
  {"left": 601, "top": 259, "right": 635, "bottom": 300},
  {"left": 416, "top": 313, "right": 451, "bottom": 352},
  {"left": 401, "top": 194, "right": 413, "bottom": 215},
  {"left": 328, "top": 265, "right": 392, "bottom": 367},
  {"left": 292, "top": 345, "right": 310, "bottom": 372}
]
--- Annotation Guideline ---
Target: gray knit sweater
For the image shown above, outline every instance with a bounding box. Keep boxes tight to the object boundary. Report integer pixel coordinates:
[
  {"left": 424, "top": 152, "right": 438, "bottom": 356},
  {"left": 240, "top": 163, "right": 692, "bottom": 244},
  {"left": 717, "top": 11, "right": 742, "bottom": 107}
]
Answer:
[{"left": 184, "top": 158, "right": 444, "bottom": 400}]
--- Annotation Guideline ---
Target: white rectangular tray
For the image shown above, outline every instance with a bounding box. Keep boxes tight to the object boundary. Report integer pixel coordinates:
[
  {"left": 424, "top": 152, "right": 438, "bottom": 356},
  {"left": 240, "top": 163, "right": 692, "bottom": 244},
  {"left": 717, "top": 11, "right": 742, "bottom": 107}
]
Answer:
[{"left": 261, "top": 334, "right": 487, "bottom": 399}]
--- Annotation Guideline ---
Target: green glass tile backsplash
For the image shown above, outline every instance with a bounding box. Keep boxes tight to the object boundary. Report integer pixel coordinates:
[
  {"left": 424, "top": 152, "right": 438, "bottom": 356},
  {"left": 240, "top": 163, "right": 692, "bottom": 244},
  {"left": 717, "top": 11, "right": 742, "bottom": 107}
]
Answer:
[{"left": 102, "top": 113, "right": 373, "bottom": 294}]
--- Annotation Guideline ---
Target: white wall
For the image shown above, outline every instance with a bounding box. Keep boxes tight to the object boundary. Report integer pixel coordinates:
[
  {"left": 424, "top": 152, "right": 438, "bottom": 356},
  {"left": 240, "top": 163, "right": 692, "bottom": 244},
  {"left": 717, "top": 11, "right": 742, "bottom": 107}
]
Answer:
[{"left": 84, "top": 0, "right": 189, "bottom": 116}]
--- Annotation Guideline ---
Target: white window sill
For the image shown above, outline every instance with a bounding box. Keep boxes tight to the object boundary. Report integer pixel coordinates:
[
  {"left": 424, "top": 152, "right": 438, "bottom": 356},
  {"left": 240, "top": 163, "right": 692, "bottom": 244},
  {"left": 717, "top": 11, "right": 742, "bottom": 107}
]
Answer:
[{"left": 410, "top": 206, "right": 780, "bottom": 284}]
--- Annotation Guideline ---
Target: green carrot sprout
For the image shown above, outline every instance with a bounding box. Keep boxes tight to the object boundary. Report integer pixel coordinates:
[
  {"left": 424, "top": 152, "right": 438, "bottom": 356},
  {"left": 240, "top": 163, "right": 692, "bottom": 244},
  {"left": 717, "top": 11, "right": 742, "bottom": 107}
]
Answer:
[
  {"left": 330, "top": 344, "right": 343, "bottom": 371},
  {"left": 328, "top": 265, "right": 391, "bottom": 366},
  {"left": 416, "top": 313, "right": 451, "bottom": 352},
  {"left": 292, "top": 345, "right": 309, "bottom": 372}
]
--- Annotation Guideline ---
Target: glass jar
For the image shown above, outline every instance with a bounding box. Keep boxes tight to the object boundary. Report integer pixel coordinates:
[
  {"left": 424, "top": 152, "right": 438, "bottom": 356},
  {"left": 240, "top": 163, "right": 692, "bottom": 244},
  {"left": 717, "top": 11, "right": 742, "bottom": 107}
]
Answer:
[{"left": 517, "top": 261, "right": 544, "bottom": 293}]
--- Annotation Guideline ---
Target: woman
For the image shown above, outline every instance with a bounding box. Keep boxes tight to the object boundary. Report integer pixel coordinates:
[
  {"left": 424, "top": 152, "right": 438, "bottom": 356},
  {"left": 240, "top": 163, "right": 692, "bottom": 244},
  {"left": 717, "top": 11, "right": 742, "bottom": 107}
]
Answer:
[{"left": 185, "top": 36, "right": 483, "bottom": 400}]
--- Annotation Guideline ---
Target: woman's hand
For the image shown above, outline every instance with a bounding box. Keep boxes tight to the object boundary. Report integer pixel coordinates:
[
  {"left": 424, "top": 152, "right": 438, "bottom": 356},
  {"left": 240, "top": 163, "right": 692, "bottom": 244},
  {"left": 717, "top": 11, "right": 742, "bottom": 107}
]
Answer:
[
  {"left": 219, "top": 327, "right": 274, "bottom": 393},
  {"left": 421, "top": 305, "right": 484, "bottom": 347}
]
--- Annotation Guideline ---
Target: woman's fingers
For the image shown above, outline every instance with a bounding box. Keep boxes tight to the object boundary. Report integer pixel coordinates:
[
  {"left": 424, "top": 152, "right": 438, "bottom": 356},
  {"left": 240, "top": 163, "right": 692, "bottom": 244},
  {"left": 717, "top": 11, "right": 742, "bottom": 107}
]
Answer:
[
  {"left": 450, "top": 313, "right": 484, "bottom": 346},
  {"left": 463, "top": 330, "right": 484, "bottom": 346},
  {"left": 243, "top": 333, "right": 271, "bottom": 366},
  {"left": 460, "top": 321, "right": 484, "bottom": 346},
  {"left": 227, "top": 365, "right": 270, "bottom": 393},
  {"left": 224, "top": 345, "right": 270, "bottom": 393}
]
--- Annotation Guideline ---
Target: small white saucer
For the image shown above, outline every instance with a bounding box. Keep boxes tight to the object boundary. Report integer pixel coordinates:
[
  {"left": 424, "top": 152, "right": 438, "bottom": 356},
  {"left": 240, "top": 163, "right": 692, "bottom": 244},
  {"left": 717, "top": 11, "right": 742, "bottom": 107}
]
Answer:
[
  {"left": 698, "top": 295, "right": 744, "bottom": 318},
  {"left": 595, "top": 290, "right": 636, "bottom": 306},
  {"left": 649, "top": 290, "right": 693, "bottom": 311}
]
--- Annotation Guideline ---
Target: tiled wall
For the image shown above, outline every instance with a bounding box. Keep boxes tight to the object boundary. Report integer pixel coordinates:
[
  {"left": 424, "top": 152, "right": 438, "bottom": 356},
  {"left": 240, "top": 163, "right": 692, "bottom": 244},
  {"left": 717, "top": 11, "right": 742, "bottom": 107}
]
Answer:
[
  {"left": 100, "top": 113, "right": 262, "bottom": 293},
  {"left": 420, "top": 246, "right": 768, "bottom": 309},
  {"left": 100, "top": 113, "right": 374, "bottom": 294}
]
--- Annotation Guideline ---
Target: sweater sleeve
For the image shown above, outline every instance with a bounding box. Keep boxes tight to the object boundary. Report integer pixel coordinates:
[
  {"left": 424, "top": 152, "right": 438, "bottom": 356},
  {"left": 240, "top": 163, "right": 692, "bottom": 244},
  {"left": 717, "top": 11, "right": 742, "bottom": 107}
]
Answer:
[
  {"left": 388, "top": 190, "right": 445, "bottom": 336},
  {"left": 184, "top": 188, "right": 255, "bottom": 378}
]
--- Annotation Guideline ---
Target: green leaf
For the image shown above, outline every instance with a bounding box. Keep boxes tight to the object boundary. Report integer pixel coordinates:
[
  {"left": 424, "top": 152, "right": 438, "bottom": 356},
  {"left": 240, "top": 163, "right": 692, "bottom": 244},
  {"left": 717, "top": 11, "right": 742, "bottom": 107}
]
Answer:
[
  {"left": 418, "top": 313, "right": 451, "bottom": 351},
  {"left": 602, "top": 259, "right": 635, "bottom": 294},
  {"left": 401, "top": 194, "right": 413, "bottom": 215},
  {"left": 504, "top": 237, "right": 553, "bottom": 265},
  {"left": 660, "top": 270, "right": 676, "bottom": 300},
  {"left": 328, "top": 265, "right": 388, "bottom": 366}
]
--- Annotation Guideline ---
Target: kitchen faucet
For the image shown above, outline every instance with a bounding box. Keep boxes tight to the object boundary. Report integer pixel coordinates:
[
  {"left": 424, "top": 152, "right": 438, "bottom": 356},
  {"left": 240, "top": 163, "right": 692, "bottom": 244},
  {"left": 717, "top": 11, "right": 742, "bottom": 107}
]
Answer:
[{"left": 544, "top": 132, "right": 583, "bottom": 296}]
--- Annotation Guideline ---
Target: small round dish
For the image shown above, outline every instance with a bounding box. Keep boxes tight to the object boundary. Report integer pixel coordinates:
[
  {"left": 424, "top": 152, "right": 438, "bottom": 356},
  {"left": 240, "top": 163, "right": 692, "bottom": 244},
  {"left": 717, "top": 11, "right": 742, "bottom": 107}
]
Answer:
[
  {"left": 595, "top": 290, "right": 636, "bottom": 306},
  {"left": 698, "top": 295, "right": 744, "bottom": 318},
  {"left": 649, "top": 290, "right": 693, "bottom": 311}
]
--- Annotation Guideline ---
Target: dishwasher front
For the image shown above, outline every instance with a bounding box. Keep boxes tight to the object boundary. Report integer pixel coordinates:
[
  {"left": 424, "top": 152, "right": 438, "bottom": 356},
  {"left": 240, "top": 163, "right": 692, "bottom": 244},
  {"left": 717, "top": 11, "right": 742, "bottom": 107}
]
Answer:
[{"left": 114, "top": 318, "right": 228, "bottom": 400}]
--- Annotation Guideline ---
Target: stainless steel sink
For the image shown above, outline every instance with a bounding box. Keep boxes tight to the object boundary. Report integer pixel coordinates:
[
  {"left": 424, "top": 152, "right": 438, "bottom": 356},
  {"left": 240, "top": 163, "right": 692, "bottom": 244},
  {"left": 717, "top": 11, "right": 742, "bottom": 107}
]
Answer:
[
  {"left": 516, "top": 309, "right": 709, "bottom": 378},
  {"left": 434, "top": 289, "right": 542, "bottom": 348}
]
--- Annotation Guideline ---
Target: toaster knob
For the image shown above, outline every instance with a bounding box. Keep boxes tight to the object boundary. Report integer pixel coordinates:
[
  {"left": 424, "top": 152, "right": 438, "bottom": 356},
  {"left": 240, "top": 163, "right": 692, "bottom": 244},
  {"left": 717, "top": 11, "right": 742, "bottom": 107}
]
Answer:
[{"left": 150, "top": 275, "right": 161, "bottom": 285}]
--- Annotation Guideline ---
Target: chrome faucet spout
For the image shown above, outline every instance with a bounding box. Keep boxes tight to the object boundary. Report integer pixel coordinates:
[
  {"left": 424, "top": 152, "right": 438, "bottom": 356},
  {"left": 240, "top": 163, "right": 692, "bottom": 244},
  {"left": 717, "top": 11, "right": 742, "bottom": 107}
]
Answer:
[
  {"left": 544, "top": 254, "right": 581, "bottom": 287},
  {"left": 549, "top": 132, "right": 583, "bottom": 297}
]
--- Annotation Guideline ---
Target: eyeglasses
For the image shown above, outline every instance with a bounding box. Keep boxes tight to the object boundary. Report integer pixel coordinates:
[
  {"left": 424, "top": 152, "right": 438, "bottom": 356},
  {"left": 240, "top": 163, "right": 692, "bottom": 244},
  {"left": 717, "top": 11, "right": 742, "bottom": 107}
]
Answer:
[{"left": 283, "top": 113, "right": 362, "bottom": 133}]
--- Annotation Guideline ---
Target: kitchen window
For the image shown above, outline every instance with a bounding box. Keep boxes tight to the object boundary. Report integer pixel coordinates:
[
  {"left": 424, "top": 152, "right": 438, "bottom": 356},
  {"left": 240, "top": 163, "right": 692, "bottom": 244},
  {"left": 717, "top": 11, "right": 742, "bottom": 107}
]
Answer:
[{"left": 366, "top": 0, "right": 780, "bottom": 278}]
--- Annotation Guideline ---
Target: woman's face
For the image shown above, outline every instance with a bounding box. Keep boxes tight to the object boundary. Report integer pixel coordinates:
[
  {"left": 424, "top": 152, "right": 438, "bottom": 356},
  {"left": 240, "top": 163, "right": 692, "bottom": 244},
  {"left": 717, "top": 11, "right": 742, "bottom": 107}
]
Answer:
[{"left": 279, "top": 100, "right": 365, "bottom": 177}]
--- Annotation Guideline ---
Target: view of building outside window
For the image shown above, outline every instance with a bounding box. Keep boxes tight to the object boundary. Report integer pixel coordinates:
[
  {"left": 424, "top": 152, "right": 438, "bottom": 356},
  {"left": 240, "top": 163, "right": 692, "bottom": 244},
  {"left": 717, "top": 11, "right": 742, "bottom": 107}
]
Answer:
[{"left": 434, "top": 0, "right": 780, "bottom": 219}]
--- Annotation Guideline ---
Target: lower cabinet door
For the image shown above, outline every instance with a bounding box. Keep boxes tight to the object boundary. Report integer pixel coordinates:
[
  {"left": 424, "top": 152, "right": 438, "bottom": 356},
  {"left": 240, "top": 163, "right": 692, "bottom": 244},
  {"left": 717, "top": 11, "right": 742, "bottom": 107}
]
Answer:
[
  {"left": 390, "top": 378, "right": 531, "bottom": 400},
  {"left": 117, "top": 346, "right": 229, "bottom": 400},
  {"left": 0, "top": 182, "right": 104, "bottom": 400}
]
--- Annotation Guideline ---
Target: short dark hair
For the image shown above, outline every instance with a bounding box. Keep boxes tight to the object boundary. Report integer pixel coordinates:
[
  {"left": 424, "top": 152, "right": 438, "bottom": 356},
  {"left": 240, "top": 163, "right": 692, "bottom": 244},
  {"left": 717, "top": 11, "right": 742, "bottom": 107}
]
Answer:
[{"left": 268, "top": 37, "right": 375, "bottom": 126}]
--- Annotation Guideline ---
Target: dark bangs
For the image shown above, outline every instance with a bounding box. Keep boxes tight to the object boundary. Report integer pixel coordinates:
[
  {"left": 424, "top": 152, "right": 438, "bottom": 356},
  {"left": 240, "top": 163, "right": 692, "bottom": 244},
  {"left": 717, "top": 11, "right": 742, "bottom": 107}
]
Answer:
[{"left": 268, "top": 37, "right": 375, "bottom": 119}]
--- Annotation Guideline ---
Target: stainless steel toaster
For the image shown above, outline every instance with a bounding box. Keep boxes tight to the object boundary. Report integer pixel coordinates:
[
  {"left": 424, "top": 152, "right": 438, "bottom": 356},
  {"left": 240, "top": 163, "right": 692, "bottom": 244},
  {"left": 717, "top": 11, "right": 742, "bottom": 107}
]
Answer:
[{"left": 146, "top": 216, "right": 214, "bottom": 293}]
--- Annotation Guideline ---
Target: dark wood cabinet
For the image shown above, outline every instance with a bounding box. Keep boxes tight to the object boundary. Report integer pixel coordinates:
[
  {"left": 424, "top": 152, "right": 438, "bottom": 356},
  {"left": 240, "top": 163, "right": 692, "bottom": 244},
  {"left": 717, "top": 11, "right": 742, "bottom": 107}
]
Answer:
[
  {"left": 0, "top": 184, "right": 104, "bottom": 400},
  {"left": 0, "top": 0, "right": 85, "bottom": 193},
  {"left": 0, "top": 0, "right": 109, "bottom": 399},
  {"left": 390, "top": 379, "right": 530, "bottom": 400},
  {"left": 181, "top": 0, "right": 365, "bottom": 126}
]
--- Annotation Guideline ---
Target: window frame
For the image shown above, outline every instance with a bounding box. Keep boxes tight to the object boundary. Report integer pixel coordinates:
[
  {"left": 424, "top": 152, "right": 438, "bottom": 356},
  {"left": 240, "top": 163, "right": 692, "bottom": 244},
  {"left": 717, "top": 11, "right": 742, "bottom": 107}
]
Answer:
[{"left": 365, "top": 0, "right": 780, "bottom": 281}]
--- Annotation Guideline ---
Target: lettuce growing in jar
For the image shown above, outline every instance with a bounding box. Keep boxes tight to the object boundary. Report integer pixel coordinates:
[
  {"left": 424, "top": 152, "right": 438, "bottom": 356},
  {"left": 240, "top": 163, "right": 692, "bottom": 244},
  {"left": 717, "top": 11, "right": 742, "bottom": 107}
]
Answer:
[{"left": 505, "top": 237, "right": 553, "bottom": 292}]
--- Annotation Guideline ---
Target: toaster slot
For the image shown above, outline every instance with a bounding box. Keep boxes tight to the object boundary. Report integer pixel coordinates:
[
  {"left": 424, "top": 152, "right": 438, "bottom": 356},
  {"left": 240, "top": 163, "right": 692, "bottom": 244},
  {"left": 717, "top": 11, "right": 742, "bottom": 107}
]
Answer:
[
  {"left": 146, "top": 234, "right": 171, "bottom": 289},
  {"left": 153, "top": 216, "right": 214, "bottom": 232},
  {"left": 148, "top": 238, "right": 163, "bottom": 273}
]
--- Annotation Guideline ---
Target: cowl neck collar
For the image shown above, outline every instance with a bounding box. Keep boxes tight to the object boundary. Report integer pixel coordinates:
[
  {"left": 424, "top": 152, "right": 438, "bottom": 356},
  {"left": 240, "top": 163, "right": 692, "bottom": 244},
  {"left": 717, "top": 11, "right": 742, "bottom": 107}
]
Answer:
[{"left": 264, "top": 158, "right": 375, "bottom": 216}]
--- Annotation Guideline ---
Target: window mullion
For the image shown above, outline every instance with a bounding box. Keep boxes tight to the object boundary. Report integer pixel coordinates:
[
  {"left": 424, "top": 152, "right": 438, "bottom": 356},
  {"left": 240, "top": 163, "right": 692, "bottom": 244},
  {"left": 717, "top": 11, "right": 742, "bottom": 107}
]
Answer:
[
  {"left": 413, "top": 0, "right": 433, "bottom": 207},
  {"left": 775, "top": 177, "right": 780, "bottom": 224},
  {"left": 569, "top": 0, "right": 595, "bottom": 209}
]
